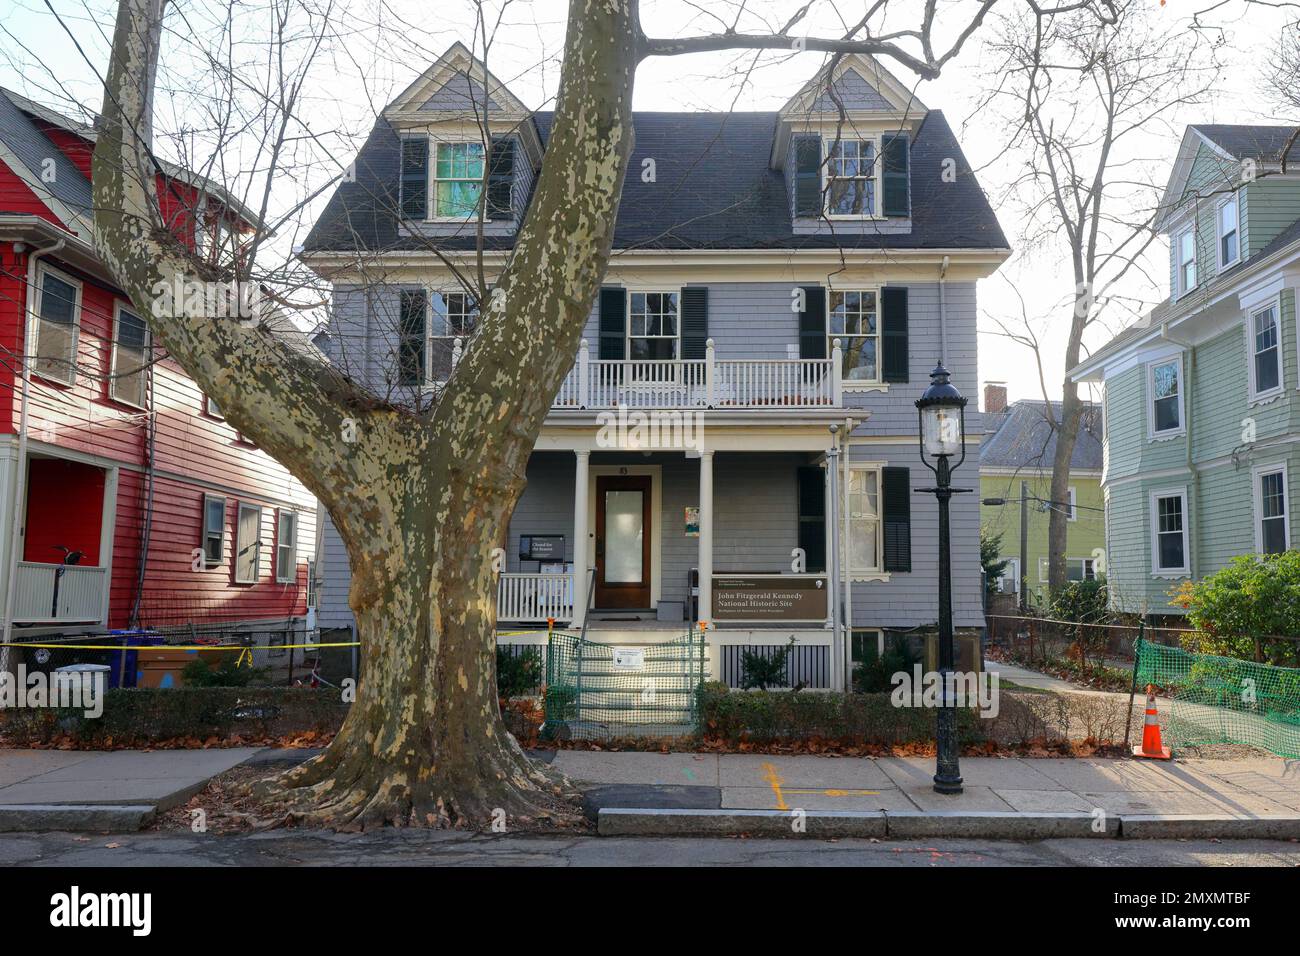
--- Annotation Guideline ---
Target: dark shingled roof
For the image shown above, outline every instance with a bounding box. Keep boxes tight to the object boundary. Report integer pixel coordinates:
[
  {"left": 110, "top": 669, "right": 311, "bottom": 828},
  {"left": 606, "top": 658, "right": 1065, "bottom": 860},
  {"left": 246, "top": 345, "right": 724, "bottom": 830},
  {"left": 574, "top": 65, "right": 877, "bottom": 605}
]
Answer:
[
  {"left": 1193, "top": 124, "right": 1299, "bottom": 165},
  {"left": 0, "top": 90, "right": 93, "bottom": 225},
  {"left": 303, "top": 109, "right": 1008, "bottom": 253},
  {"left": 981, "top": 400, "right": 1103, "bottom": 471}
]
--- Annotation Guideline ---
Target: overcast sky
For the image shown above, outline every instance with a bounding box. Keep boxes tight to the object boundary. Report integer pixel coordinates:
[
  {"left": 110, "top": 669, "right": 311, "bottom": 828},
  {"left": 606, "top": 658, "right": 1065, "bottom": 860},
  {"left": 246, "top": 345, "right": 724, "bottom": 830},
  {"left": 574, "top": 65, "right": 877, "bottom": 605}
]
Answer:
[{"left": 0, "top": 0, "right": 1292, "bottom": 409}]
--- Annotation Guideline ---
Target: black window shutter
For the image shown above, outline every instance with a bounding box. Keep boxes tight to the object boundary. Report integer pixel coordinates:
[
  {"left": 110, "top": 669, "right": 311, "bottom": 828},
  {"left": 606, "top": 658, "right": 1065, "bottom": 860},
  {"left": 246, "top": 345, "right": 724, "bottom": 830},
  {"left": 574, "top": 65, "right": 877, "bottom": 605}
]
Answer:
[
  {"left": 487, "top": 138, "right": 515, "bottom": 218},
  {"left": 598, "top": 287, "right": 626, "bottom": 360},
  {"left": 398, "top": 289, "right": 426, "bottom": 385},
  {"left": 798, "top": 286, "right": 827, "bottom": 359},
  {"left": 680, "top": 287, "right": 708, "bottom": 360},
  {"left": 881, "top": 134, "right": 910, "bottom": 217},
  {"left": 882, "top": 466, "right": 912, "bottom": 572},
  {"left": 400, "top": 138, "right": 428, "bottom": 220},
  {"left": 881, "top": 286, "right": 909, "bottom": 384},
  {"left": 793, "top": 137, "right": 822, "bottom": 217},
  {"left": 797, "top": 466, "right": 826, "bottom": 574}
]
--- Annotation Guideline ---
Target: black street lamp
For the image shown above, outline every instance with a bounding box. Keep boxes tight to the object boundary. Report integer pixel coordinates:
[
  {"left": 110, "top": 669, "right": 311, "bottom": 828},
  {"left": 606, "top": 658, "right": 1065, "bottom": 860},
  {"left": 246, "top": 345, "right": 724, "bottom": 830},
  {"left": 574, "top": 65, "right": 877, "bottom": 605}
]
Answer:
[{"left": 916, "top": 363, "right": 972, "bottom": 795}]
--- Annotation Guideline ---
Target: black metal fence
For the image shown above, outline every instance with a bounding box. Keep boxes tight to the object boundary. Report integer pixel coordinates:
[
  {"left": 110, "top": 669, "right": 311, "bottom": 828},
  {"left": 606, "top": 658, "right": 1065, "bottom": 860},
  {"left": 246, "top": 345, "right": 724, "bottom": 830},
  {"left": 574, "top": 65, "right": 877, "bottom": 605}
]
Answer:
[{"left": 719, "top": 642, "right": 830, "bottom": 690}]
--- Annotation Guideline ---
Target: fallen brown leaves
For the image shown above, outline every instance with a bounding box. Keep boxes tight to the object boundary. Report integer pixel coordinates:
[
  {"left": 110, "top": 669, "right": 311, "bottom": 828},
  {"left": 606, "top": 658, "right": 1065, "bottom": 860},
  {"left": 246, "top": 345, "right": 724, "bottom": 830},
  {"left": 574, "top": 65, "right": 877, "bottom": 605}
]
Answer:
[{"left": 8, "top": 730, "right": 336, "bottom": 752}]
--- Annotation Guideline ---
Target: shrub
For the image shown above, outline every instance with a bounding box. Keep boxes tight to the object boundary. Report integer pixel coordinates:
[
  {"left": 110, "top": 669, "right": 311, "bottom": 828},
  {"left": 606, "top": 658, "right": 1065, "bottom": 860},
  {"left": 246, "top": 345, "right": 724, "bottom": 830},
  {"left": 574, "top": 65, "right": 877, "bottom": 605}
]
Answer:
[
  {"left": 981, "top": 529, "right": 1010, "bottom": 599},
  {"left": 1049, "top": 575, "right": 1111, "bottom": 666},
  {"left": 496, "top": 646, "right": 542, "bottom": 698},
  {"left": 181, "top": 658, "right": 268, "bottom": 688},
  {"left": 852, "top": 633, "right": 920, "bottom": 694},
  {"left": 739, "top": 637, "right": 797, "bottom": 690},
  {"left": 1173, "top": 552, "right": 1300, "bottom": 663},
  {"left": 0, "top": 686, "right": 347, "bottom": 747}
]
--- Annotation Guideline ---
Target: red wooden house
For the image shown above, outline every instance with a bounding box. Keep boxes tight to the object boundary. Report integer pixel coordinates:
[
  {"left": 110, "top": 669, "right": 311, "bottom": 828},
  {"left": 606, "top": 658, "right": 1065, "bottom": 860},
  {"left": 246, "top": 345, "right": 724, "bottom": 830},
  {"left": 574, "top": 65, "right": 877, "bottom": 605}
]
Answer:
[{"left": 0, "top": 88, "right": 317, "bottom": 642}]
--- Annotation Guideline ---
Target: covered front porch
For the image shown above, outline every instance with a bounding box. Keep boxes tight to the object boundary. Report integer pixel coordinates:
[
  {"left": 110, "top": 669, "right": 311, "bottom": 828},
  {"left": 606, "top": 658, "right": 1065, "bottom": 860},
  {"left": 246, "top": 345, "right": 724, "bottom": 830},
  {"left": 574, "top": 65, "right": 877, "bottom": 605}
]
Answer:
[
  {"left": 496, "top": 409, "right": 858, "bottom": 646},
  {"left": 8, "top": 452, "right": 117, "bottom": 625}
]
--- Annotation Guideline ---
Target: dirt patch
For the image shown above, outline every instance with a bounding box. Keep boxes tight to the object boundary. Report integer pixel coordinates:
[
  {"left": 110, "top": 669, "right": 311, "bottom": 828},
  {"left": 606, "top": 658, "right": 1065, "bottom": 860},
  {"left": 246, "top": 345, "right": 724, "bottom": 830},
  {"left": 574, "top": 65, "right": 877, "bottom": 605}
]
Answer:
[{"left": 1173, "top": 742, "right": 1277, "bottom": 761}]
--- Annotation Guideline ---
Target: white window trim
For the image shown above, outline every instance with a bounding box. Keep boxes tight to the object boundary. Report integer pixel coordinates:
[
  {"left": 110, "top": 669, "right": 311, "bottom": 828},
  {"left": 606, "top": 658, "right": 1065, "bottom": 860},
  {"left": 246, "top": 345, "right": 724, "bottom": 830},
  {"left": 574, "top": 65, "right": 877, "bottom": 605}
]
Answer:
[
  {"left": 849, "top": 627, "right": 887, "bottom": 663},
  {"left": 201, "top": 494, "right": 226, "bottom": 567},
  {"left": 1067, "top": 486, "right": 1077, "bottom": 522},
  {"left": 998, "top": 557, "right": 1019, "bottom": 593},
  {"left": 845, "top": 462, "right": 885, "bottom": 576},
  {"left": 1146, "top": 355, "right": 1186, "bottom": 441},
  {"left": 829, "top": 285, "right": 883, "bottom": 388},
  {"left": 1038, "top": 556, "right": 1096, "bottom": 583},
  {"left": 1175, "top": 227, "right": 1197, "bottom": 299},
  {"left": 32, "top": 262, "right": 83, "bottom": 386},
  {"left": 424, "top": 289, "right": 478, "bottom": 385},
  {"left": 428, "top": 137, "right": 491, "bottom": 224},
  {"left": 234, "top": 502, "right": 263, "bottom": 584},
  {"left": 1149, "top": 487, "right": 1190, "bottom": 578},
  {"left": 275, "top": 509, "right": 298, "bottom": 584},
  {"left": 1252, "top": 462, "right": 1291, "bottom": 555},
  {"left": 1247, "top": 298, "right": 1284, "bottom": 404},
  {"left": 109, "top": 300, "right": 149, "bottom": 409},
  {"left": 821, "top": 134, "right": 884, "bottom": 220},
  {"left": 625, "top": 290, "right": 681, "bottom": 362},
  {"left": 1216, "top": 192, "right": 1240, "bottom": 271},
  {"left": 205, "top": 395, "right": 223, "bottom": 419}
]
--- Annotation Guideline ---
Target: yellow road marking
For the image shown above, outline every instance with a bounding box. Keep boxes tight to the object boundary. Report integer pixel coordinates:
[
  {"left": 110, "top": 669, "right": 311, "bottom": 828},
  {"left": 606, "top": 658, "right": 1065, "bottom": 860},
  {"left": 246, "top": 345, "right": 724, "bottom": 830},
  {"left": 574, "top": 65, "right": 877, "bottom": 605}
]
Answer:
[
  {"left": 786, "top": 788, "right": 880, "bottom": 797},
  {"left": 761, "top": 762, "right": 788, "bottom": 810}
]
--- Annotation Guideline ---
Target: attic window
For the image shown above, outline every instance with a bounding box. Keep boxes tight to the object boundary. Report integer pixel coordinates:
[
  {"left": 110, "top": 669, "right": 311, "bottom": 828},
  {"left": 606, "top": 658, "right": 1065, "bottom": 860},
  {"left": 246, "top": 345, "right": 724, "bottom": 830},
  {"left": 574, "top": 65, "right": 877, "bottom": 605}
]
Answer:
[
  {"left": 434, "top": 142, "right": 484, "bottom": 219},
  {"left": 825, "top": 138, "right": 879, "bottom": 217}
]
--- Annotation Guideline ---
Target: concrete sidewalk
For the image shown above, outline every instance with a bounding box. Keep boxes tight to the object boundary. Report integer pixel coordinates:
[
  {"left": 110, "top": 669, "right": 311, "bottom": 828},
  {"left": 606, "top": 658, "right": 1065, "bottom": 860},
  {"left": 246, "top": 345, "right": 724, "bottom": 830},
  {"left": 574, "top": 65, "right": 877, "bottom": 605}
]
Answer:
[
  {"left": 0, "top": 748, "right": 260, "bottom": 831},
  {"left": 558, "top": 750, "right": 1300, "bottom": 837}
]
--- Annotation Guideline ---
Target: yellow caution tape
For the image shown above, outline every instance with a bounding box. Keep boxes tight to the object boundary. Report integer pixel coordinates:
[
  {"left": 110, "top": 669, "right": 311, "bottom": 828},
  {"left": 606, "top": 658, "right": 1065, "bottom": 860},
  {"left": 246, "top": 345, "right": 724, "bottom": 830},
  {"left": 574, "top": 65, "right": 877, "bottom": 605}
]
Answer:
[{"left": 0, "top": 641, "right": 361, "bottom": 652}]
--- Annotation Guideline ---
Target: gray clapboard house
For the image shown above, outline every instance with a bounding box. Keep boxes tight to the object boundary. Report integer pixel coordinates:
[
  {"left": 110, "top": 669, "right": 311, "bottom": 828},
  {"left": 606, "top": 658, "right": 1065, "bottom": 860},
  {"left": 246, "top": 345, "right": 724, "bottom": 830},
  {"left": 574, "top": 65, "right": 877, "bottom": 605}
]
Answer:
[{"left": 301, "top": 44, "right": 1009, "bottom": 691}]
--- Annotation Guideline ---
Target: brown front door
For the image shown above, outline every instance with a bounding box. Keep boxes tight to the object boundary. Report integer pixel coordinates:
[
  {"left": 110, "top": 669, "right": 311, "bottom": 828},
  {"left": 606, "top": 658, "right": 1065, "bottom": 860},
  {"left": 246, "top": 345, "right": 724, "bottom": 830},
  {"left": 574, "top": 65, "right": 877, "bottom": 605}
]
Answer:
[{"left": 594, "top": 475, "right": 651, "bottom": 609}]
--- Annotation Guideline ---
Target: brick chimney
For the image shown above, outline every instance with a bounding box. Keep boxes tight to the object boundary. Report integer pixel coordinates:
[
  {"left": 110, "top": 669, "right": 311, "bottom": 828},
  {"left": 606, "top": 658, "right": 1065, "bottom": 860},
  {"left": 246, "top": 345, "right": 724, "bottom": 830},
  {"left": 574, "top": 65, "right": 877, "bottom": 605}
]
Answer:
[{"left": 984, "top": 382, "right": 1008, "bottom": 415}]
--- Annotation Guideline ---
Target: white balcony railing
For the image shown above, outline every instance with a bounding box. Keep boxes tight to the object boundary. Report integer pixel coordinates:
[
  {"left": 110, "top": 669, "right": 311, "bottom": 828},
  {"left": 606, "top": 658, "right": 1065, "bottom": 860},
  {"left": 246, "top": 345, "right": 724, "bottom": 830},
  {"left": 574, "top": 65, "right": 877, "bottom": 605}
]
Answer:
[
  {"left": 12, "top": 562, "right": 107, "bottom": 623},
  {"left": 497, "top": 572, "right": 574, "bottom": 623},
  {"left": 551, "top": 338, "right": 844, "bottom": 410}
]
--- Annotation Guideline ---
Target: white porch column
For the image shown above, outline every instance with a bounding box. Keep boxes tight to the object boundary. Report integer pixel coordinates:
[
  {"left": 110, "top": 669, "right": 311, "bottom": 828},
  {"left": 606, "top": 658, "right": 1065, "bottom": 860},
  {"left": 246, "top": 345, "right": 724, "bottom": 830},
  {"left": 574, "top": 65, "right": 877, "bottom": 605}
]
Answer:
[
  {"left": 572, "top": 450, "right": 590, "bottom": 626},
  {"left": 698, "top": 449, "right": 714, "bottom": 624}
]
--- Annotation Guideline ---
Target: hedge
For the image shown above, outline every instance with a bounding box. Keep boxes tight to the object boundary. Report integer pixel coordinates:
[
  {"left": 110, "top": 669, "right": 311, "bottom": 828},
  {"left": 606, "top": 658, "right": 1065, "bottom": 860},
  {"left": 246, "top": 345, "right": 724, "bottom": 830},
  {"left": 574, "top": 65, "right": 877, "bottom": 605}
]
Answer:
[
  {"left": 0, "top": 687, "right": 349, "bottom": 747},
  {"left": 696, "top": 682, "right": 1134, "bottom": 748}
]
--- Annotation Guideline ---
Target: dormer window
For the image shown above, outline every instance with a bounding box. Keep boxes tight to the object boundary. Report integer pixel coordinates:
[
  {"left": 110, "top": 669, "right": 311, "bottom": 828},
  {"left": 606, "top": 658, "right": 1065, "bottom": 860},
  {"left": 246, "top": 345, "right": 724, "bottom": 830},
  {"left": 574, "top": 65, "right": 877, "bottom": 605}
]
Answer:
[
  {"left": 825, "top": 138, "right": 879, "bottom": 217},
  {"left": 1176, "top": 229, "right": 1197, "bottom": 296},
  {"left": 433, "top": 142, "right": 485, "bottom": 219}
]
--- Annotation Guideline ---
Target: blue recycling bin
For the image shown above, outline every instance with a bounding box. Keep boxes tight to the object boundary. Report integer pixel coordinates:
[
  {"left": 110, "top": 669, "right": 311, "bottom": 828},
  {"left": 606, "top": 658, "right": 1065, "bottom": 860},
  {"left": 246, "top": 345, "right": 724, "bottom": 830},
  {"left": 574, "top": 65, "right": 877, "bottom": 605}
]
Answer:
[{"left": 107, "top": 629, "right": 164, "bottom": 688}]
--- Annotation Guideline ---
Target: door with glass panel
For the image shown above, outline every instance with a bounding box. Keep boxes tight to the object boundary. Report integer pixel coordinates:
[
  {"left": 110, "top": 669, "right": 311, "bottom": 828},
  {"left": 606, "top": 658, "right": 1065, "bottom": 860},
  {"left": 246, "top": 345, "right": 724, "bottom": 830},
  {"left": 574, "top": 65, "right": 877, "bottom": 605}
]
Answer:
[{"left": 594, "top": 475, "right": 652, "bottom": 608}]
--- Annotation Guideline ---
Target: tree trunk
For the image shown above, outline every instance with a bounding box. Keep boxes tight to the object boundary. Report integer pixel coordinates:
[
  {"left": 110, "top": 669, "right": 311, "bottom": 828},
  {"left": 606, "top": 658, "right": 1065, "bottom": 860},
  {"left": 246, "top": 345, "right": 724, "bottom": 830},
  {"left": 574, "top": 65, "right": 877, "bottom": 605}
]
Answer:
[{"left": 96, "top": 0, "right": 640, "bottom": 827}]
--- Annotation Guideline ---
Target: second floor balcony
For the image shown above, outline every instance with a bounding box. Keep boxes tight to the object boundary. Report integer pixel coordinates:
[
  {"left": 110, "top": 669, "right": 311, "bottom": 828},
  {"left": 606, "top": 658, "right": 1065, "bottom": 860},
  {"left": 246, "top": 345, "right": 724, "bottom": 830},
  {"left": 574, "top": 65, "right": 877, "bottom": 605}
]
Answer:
[{"left": 550, "top": 338, "right": 845, "bottom": 410}]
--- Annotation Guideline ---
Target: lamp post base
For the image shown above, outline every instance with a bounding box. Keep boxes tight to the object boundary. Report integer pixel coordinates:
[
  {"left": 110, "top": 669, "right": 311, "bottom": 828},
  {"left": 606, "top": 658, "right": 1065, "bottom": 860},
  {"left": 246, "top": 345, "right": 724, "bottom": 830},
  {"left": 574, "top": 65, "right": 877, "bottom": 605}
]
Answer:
[{"left": 933, "top": 773, "right": 964, "bottom": 795}]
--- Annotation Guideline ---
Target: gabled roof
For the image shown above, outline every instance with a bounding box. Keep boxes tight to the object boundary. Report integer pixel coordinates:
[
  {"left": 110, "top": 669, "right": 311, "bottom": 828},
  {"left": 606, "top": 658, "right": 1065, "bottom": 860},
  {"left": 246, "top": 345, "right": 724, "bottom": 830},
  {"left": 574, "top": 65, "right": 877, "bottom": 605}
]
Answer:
[
  {"left": 0, "top": 87, "right": 263, "bottom": 228},
  {"left": 779, "top": 54, "right": 927, "bottom": 117},
  {"left": 1158, "top": 123, "right": 1300, "bottom": 231},
  {"left": 384, "top": 41, "right": 532, "bottom": 120},
  {"left": 303, "top": 108, "right": 1007, "bottom": 254},
  {"left": 980, "top": 399, "right": 1104, "bottom": 472},
  {"left": 1192, "top": 124, "right": 1299, "bottom": 165},
  {"left": 0, "top": 91, "right": 94, "bottom": 236}
]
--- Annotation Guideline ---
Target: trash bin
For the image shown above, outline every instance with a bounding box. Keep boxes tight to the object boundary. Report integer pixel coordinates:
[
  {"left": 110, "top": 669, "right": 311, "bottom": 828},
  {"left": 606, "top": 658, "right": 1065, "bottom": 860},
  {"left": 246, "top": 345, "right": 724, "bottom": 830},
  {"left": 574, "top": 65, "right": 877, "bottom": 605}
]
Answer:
[{"left": 53, "top": 663, "right": 112, "bottom": 698}]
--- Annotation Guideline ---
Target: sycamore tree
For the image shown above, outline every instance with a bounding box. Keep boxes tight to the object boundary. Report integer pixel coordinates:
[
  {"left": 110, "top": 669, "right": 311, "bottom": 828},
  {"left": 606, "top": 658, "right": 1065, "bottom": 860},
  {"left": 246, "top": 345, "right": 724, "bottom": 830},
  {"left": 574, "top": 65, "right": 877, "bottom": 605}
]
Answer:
[{"left": 93, "top": 0, "right": 1118, "bottom": 828}]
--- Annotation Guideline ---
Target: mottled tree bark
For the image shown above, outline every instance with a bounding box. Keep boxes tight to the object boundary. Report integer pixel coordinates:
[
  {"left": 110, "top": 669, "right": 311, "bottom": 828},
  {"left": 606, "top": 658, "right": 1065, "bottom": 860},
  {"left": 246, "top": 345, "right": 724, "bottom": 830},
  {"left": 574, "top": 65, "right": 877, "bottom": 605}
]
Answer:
[{"left": 95, "top": 0, "right": 637, "bottom": 827}]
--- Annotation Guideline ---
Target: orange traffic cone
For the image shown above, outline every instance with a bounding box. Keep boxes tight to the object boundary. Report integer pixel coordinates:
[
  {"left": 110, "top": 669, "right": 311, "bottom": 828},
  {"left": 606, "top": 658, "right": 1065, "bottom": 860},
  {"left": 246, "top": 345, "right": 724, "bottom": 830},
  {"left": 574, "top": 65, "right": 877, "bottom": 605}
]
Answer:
[{"left": 1132, "top": 685, "right": 1171, "bottom": 760}]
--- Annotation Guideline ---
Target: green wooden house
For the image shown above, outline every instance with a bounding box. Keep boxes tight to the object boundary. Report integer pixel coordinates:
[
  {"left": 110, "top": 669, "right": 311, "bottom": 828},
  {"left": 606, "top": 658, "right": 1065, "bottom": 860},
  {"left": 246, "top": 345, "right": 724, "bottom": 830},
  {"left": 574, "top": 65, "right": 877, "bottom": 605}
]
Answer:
[{"left": 1071, "top": 124, "right": 1300, "bottom": 617}]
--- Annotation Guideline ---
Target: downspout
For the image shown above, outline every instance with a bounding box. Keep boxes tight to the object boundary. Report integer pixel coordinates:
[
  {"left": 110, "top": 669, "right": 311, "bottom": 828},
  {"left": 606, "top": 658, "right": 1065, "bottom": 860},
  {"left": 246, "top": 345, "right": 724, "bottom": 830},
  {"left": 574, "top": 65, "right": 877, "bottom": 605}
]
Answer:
[
  {"left": 1161, "top": 322, "right": 1197, "bottom": 580},
  {"left": 938, "top": 255, "right": 950, "bottom": 362},
  {"left": 0, "top": 236, "right": 65, "bottom": 676}
]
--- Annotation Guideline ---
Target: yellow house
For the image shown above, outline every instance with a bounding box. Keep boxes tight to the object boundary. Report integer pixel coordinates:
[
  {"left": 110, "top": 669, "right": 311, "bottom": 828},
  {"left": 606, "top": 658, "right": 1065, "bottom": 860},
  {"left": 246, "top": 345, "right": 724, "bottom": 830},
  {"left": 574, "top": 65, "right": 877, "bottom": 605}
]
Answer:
[{"left": 979, "top": 387, "right": 1105, "bottom": 605}]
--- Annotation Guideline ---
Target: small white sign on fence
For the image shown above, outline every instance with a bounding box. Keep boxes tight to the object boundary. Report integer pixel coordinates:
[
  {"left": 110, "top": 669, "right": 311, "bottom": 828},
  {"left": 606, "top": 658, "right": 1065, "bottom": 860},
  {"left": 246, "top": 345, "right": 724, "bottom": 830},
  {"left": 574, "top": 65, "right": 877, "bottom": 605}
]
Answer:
[{"left": 612, "top": 647, "right": 645, "bottom": 671}]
